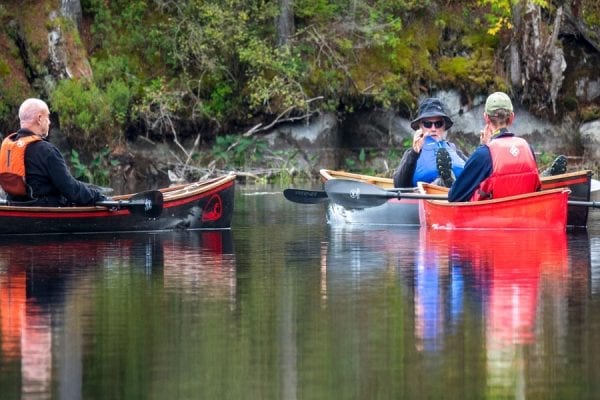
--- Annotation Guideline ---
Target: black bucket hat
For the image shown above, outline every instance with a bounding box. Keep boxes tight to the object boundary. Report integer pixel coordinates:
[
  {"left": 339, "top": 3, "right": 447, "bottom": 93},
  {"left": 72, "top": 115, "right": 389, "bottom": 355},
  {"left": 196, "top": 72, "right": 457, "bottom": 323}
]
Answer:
[{"left": 410, "top": 98, "right": 453, "bottom": 130}]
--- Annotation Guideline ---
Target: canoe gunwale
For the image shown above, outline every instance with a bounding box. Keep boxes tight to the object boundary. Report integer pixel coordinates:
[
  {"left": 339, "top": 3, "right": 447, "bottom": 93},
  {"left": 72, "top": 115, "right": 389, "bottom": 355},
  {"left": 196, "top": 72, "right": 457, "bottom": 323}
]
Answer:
[
  {"left": 0, "top": 174, "right": 236, "bottom": 234},
  {"left": 418, "top": 183, "right": 571, "bottom": 206},
  {"left": 0, "top": 174, "right": 236, "bottom": 214}
]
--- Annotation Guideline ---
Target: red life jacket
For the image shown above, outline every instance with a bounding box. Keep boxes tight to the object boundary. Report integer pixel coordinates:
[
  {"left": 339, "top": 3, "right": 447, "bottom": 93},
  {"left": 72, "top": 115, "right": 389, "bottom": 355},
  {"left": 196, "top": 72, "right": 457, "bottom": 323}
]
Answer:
[
  {"left": 0, "top": 133, "right": 42, "bottom": 196},
  {"left": 471, "top": 136, "right": 541, "bottom": 201}
]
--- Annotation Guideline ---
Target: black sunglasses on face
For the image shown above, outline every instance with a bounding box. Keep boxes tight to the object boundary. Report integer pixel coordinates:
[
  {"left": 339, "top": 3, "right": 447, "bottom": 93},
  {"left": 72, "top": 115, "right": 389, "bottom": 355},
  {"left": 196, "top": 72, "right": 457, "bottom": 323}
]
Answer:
[{"left": 422, "top": 120, "right": 444, "bottom": 129}]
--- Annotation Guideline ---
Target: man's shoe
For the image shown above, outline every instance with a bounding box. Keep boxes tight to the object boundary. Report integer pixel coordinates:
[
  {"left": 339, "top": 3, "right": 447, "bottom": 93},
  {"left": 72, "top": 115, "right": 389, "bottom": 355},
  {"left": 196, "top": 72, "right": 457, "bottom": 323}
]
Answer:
[
  {"left": 540, "top": 155, "right": 567, "bottom": 176},
  {"left": 436, "top": 148, "right": 454, "bottom": 187}
]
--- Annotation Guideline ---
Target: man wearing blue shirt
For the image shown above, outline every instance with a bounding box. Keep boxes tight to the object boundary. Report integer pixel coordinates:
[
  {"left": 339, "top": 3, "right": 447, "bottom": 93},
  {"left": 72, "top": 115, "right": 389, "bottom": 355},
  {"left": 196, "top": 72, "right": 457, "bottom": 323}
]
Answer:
[{"left": 448, "top": 92, "right": 541, "bottom": 202}]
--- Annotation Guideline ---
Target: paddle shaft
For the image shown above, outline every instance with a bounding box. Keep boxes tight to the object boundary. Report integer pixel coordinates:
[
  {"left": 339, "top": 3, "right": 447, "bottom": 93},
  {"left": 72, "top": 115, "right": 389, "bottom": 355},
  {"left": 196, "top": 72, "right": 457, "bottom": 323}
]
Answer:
[
  {"left": 0, "top": 190, "right": 164, "bottom": 218},
  {"left": 323, "top": 178, "right": 600, "bottom": 210},
  {"left": 568, "top": 200, "right": 600, "bottom": 208},
  {"left": 325, "top": 191, "right": 600, "bottom": 206},
  {"left": 284, "top": 186, "right": 417, "bottom": 204},
  {"left": 0, "top": 197, "right": 153, "bottom": 208}
]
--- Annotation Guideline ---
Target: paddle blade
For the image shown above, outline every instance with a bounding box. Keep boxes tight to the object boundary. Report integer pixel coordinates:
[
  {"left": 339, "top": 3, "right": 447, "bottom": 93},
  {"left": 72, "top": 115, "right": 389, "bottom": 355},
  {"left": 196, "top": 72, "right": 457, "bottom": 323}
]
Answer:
[
  {"left": 129, "top": 190, "right": 164, "bottom": 218},
  {"left": 98, "top": 190, "right": 164, "bottom": 218},
  {"left": 283, "top": 188, "right": 328, "bottom": 204},
  {"left": 324, "top": 179, "right": 394, "bottom": 208}
]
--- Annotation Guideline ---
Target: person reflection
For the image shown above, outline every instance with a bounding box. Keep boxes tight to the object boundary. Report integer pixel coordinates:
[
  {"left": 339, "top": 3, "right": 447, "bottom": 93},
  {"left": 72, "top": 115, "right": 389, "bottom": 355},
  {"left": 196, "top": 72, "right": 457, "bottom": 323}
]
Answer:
[
  {"left": 414, "top": 228, "right": 465, "bottom": 352},
  {"left": 0, "top": 238, "right": 147, "bottom": 400},
  {"left": 0, "top": 264, "right": 54, "bottom": 400},
  {"left": 450, "top": 229, "right": 569, "bottom": 396}
]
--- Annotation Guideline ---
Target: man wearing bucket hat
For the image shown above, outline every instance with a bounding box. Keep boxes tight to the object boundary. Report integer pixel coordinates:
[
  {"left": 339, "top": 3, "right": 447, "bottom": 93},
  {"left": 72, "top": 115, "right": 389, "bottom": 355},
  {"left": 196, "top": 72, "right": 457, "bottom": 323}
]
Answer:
[
  {"left": 393, "top": 98, "right": 467, "bottom": 188},
  {"left": 448, "top": 91, "right": 541, "bottom": 202}
]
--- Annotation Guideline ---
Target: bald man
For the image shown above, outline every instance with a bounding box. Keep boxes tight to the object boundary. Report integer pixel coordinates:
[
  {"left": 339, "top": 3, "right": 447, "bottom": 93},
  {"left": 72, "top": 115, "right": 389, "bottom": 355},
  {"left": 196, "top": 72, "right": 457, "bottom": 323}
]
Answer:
[{"left": 0, "top": 98, "right": 106, "bottom": 206}]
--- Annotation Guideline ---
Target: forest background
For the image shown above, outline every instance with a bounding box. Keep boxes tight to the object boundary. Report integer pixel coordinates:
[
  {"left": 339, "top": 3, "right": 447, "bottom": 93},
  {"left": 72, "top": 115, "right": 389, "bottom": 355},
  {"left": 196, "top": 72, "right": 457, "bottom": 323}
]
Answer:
[{"left": 0, "top": 0, "right": 599, "bottom": 189}]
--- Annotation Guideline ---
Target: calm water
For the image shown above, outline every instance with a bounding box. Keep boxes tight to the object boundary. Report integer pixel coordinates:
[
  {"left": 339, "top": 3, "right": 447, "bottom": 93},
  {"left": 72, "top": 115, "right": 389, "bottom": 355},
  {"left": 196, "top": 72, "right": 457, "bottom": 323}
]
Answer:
[{"left": 1, "top": 184, "right": 600, "bottom": 399}]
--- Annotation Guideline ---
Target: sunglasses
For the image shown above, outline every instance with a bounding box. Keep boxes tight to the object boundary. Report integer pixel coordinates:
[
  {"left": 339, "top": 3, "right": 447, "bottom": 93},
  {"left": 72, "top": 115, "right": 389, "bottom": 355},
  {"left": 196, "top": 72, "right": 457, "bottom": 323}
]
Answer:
[{"left": 422, "top": 120, "right": 444, "bottom": 129}]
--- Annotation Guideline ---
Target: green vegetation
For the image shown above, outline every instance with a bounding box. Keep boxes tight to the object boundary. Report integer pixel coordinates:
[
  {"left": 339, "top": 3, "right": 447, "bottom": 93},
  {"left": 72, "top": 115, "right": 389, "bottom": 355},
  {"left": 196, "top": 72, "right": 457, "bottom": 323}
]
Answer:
[
  {"left": 210, "top": 135, "right": 269, "bottom": 170},
  {"left": 56, "top": 0, "right": 514, "bottom": 148},
  {"left": 70, "top": 148, "right": 119, "bottom": 186},
  {"left": 0, "top": 0, "right": 599, "bottom": 180}
]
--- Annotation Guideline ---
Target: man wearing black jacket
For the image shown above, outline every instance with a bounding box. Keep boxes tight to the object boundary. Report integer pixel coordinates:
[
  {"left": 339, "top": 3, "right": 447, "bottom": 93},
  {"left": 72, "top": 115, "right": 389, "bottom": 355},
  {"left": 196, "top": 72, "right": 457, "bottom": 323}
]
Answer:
[{"left": 0, "top": 98, "right": 106, "bottom": 206}]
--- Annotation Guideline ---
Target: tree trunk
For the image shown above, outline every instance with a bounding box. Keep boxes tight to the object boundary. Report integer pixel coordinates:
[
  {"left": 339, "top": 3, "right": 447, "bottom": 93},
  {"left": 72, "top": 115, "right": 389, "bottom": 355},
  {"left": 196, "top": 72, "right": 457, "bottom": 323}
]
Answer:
[
  {"left": 510, "top": 1, "right": 523, "bottom": 90},
  {"left": 518, "top": 1, "right": 565, "bottom": 116},
  {"left": 277, "top": 0, "right": 295, "bottom": 47},
  {"left": 60, "top": 0, "right": 83, "bottom": 28}
]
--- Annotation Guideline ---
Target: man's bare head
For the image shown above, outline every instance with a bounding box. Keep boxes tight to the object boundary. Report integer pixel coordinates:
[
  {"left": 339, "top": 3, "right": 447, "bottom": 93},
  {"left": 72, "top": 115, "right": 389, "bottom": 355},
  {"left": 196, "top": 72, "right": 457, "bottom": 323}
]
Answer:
[{"left": 19, "top": 98, "right": 50, "bottom": 137}]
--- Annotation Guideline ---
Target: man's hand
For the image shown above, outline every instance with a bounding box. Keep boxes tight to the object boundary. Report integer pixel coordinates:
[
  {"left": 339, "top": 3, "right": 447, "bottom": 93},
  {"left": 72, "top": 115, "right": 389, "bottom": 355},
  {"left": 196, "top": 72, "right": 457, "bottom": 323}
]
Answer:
[
  {"left": 412, "top": 129, "right": 425, "bottom": 152},
  {"left": 480, "top": 124, "right": 494, "bottom": 145}
]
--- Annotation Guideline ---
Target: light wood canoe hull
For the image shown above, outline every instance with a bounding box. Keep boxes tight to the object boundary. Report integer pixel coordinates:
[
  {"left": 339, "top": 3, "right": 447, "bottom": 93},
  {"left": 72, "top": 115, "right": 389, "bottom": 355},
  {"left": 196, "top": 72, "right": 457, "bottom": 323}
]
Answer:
[{"left": 320, "top": 169, "right": 419, "bottom": 226}]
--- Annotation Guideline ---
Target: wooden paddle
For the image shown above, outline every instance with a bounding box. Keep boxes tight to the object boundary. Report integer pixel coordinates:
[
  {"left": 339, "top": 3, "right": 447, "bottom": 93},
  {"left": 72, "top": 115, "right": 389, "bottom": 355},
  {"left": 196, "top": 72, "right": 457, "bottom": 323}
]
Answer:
[
  {"left": 97, "top": 190, "right": 164, "bottom": 218},
  {"left": 324, "top": 179, "right": 447, "bottom": 208},
  {"left": 0, "top": 190, "right": 164, "bottom": 218},
  {"left": 284, "top": 185, "right": 417, "bottom": 204},
  {"left": 325, "top": 179, "right": 600, "bottom": 209}
]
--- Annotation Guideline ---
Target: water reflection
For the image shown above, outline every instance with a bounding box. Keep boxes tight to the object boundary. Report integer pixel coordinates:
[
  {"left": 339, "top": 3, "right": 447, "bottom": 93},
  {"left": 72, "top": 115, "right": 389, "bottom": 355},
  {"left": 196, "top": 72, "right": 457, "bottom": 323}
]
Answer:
[
  {"left": 163, "top": 231, "right": 236, "bottom": 301},
  {"left": 0, "top": 192, "right": 597, "bottom": 400},
  {"left": 323, "top": 225, "right": 592, "bottom": 398},
  {"left": 0, "top": 231, "right": 234, "bottom": 400},
  {"left": 423, "top": 229, "right": 571, "bottom": 398}
]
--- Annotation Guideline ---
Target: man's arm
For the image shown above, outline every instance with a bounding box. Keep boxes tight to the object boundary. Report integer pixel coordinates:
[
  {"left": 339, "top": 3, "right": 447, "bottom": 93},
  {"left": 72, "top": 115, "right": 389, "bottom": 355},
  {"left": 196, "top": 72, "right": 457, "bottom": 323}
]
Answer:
[
  {"left": 448, "top": 145, "right": 493, "bottom": 202},
  {"left": 46, "top": 146, "right": 104, "bottom": 205},
  {"left": 393, "top": 148, "right": 419, "bottom": 187}
]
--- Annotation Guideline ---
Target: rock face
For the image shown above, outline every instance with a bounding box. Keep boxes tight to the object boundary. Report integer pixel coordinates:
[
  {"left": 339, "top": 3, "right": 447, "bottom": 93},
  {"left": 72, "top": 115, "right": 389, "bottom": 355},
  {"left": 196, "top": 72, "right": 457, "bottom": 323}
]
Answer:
[
  {"left": 269, "top": 89, "right": 596, "bottom": 174},
  {"left": 580, "top": 121, "right": 600, "bottom": 165},
  {"left": 60, "top": 0, "right": 83, "bottom": 26},
  {"left": 264, "top": 113, "right": 339, "bottom": 175}
]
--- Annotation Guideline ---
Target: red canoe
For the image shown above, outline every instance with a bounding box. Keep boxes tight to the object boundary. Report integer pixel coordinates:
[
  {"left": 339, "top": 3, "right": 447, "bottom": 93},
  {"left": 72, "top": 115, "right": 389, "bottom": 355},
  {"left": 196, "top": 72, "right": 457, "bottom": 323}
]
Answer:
[
  {"left": 319, "top": 169, "right": 593, "bottom": 229},
  {"left": 418, "top": 183, "right": 570, "bottom": 230}
]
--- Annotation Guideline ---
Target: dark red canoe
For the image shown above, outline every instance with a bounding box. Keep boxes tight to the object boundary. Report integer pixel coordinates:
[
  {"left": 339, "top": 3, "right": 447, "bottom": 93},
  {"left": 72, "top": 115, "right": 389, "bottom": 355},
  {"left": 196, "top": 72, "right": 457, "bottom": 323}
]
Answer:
[{"left": 0, "top": 174, "right": 236, "bottom": 234}]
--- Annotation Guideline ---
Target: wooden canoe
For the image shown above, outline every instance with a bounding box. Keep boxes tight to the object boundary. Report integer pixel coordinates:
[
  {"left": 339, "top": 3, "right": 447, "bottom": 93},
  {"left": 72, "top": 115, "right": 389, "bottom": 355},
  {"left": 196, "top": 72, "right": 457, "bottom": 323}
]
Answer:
[
  {"left": 320, "top": 169, "right": 419, "bottom": 226},
  {"left": 0, "top": 174, "right": 236, "bottom": 234},
  {"left": 418, "top": 182, "right": 570, "bottom": 230},
  {"left": 320, "top": 169, "right": 593, "bottom": 228}
]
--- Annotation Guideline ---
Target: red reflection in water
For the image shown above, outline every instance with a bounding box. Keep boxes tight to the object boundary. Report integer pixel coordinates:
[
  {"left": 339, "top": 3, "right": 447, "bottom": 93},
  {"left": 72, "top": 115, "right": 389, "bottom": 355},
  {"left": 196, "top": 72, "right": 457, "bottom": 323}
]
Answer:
[
  {"left": 455, "top": 230, "right": 566, "bottom": 347},
  {"left": 419, "top": 229, "right": 568, "bottom": 349},
  {"left": 0, "top": 232, "right": 235, "bottom": 399}
]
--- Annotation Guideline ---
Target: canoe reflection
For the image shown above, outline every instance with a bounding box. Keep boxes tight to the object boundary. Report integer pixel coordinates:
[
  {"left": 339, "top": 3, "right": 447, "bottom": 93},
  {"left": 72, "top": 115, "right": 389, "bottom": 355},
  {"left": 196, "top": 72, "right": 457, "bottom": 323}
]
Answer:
[
  {"left": 421, "top": 229, "right": 569, "bottom": 348},
  {"left": 163, "top": 231, "right": 236, "bottom": 299},
  {"left": 416, "top": 228, "right": 582, "bottom": 396},
  {"left": 0, "top": 231, "right": 234, "bottom": 400},
  {"left": 324, "top": 226, "right": 589, "bottom": 395},
  {"left": 325, "top": 226, "right": 588, "bottom": 351}
]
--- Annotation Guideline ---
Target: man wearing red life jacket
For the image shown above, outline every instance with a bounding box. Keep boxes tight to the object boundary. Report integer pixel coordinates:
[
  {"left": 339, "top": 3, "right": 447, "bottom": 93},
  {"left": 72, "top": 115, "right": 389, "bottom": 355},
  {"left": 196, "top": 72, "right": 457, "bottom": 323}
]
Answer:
[
  {"left": 0, "top": 98, "right": 106, "bottom": 206},
  {"left": 448, "top": 92, "right": 541, "bottom": 202}
]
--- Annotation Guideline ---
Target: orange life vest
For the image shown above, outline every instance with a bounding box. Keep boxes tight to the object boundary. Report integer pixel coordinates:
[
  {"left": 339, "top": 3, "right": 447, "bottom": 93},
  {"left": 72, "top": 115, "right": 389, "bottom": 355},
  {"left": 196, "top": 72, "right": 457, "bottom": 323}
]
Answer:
[
  {"left": 0, "top": 133, "right": 42, "bottom": 196},
  {"left": 470, "top": 136, "right": 541, "bottom": 201}
]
